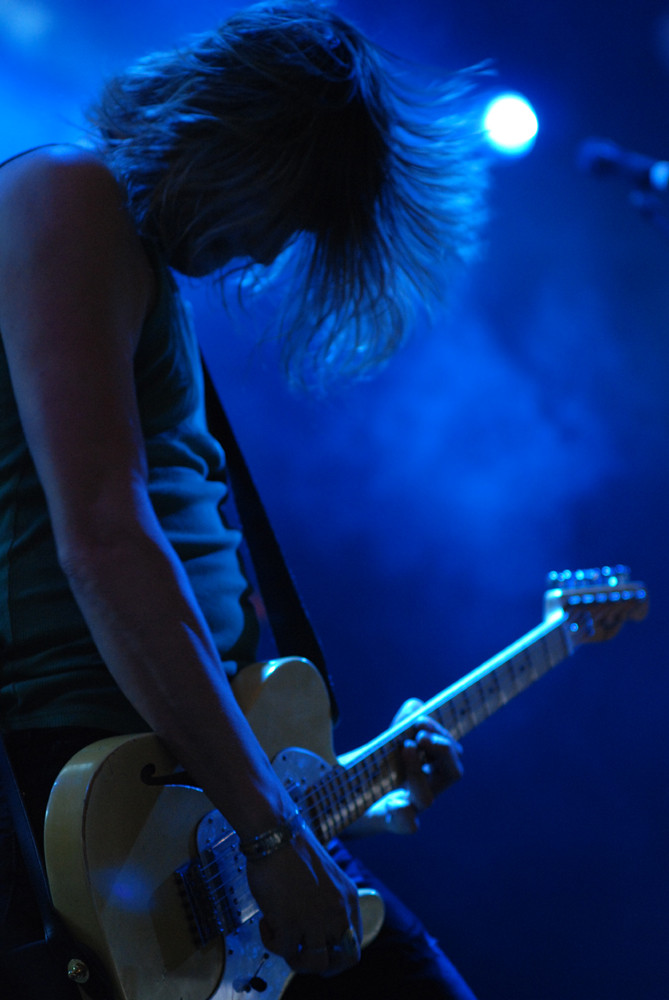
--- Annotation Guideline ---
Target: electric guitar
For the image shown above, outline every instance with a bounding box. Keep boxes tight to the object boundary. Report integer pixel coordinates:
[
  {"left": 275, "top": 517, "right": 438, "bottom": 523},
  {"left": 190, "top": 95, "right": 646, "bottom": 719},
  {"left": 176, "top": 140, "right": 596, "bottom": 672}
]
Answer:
[{"left": 44, "top": 566, "right": 648, "bottom": 1000}]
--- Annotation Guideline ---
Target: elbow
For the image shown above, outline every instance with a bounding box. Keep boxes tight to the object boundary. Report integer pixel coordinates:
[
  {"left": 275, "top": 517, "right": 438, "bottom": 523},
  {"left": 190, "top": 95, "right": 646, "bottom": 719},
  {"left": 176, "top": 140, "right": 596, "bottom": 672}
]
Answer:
[
  {"left": 55, "top": 512, "right": 158, "bottom": 592},
  {"left": 53, "top": 477, "right": 159, "bottom": 584},
  {"left": 56, "top": 524, "right": 128, "bottom": 592}
]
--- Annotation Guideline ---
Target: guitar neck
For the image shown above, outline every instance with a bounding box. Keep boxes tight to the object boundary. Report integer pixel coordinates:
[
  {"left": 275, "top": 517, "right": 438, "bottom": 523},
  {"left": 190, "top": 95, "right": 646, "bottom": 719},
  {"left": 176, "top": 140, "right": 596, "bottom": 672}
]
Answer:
[{"left": 300, "top": 610, "right": 572, "bottom": 843}]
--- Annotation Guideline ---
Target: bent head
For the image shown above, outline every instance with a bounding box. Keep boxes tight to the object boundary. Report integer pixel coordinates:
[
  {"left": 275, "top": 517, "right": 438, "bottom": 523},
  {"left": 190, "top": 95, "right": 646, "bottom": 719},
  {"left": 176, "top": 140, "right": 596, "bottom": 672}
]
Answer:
[{"left": 89, "top": 0, "right": 486, "bottom": 386}]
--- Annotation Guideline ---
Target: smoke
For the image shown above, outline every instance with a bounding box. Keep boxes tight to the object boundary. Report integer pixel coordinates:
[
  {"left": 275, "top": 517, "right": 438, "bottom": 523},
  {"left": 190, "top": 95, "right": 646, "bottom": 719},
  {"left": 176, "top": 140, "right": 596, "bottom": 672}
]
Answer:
[{"left": 225, "top": 279, "right": 623, "bottom": 598}]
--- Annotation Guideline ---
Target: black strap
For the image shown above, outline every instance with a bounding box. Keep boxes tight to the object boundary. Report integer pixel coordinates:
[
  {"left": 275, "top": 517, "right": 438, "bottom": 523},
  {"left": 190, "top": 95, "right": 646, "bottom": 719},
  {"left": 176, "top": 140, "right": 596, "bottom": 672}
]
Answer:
[
  {"left": 201, "top": 359, "right": 339, "bottom": 723},
  {"left": 0, "top": 734, "right": 61, "bottom": 946},
  {"left": 0, "top": 735, "right": 111, "bottom": 998}
]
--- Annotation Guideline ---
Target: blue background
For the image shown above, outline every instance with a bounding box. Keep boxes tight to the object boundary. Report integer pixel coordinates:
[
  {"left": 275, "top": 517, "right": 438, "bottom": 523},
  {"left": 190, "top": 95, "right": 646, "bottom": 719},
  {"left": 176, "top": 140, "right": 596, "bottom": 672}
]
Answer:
[{"left": 2, "top": 1, "right": 668, "bottom": 997}]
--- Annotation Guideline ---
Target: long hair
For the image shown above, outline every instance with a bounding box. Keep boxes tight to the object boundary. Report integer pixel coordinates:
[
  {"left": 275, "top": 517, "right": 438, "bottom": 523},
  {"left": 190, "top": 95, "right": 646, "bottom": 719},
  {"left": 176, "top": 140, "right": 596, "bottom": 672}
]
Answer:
[{"left": 87, "top": 0, "right": 487, "bottom": 388}]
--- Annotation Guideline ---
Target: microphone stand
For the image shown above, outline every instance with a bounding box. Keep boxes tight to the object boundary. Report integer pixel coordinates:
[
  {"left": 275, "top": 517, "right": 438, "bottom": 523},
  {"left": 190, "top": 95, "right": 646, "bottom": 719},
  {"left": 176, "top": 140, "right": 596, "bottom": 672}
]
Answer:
[
  {"left": 628, "top": 189, "right": 669, "bottom": 240},
  {"left": 577, "top": 137, "right": 669, "bottom": 240}
]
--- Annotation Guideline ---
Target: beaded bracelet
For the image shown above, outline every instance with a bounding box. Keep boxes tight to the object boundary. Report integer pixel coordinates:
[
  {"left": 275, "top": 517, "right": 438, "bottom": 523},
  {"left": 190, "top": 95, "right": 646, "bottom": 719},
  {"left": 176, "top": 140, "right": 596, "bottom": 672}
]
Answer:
[{"left": 239, "top": 810, "right": 306, "bottom": 861}]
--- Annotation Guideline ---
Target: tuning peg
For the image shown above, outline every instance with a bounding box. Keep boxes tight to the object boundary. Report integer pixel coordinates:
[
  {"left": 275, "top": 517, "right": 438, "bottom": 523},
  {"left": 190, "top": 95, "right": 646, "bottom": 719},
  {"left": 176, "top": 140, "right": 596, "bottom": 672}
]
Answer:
[
  {"left": 546, "top": 565, "right": 630, "bottom": 588},
  {"left": 547, "top": 570, "right": 572, "bottom": 586}
]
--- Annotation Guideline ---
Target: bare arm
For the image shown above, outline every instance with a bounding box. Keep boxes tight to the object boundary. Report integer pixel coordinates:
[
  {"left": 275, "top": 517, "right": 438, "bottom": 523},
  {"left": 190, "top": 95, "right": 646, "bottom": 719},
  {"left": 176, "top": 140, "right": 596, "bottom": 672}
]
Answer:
[{"left": 0, "top": 146, "right": 360, "bottom": 973}]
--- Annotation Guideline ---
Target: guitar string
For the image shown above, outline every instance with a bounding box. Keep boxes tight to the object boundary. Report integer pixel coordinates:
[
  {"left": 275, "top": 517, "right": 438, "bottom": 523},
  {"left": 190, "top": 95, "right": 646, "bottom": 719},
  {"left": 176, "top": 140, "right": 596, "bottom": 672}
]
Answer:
[
  {"left": 193, "top": 665, "right": 510, "bottom": 909},
  {"left": 194, "top": 744, "right": 405, "bottom": 912},
  {"left": 191, "top": 629, "right": 572, "bottom": 908},
  {"left": 194, "top": 645, "right": 538, "bottom": 895},
  {"left": 183, "top": 603, "right": 647, "bottom": 923},
  {"left": 203, "top": 609, "right": 641, "bottom": 935}
]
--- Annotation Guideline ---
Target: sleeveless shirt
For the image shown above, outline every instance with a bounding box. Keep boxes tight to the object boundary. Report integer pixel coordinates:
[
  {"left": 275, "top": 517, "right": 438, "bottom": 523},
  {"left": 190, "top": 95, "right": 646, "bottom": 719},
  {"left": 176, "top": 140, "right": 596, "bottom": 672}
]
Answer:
[{"left": 0, "top": 247, "right": 259, "bottom": 734}]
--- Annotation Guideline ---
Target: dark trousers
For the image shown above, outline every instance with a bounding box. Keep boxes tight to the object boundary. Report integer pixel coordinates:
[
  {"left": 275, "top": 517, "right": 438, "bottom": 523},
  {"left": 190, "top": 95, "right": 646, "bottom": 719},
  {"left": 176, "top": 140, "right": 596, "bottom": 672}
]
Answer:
[
  {"left": 1, "top": 728, "right": 476, "bottom": 999},
  {"left": 284, "top": 838, "right": 477, "bottom": 1000}
]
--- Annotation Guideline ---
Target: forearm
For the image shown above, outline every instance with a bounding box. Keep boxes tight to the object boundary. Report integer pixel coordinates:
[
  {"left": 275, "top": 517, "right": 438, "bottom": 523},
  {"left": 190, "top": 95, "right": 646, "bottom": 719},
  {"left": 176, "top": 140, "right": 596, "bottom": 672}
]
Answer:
[
  {"left": 60, "top": 519, "right": 364, "bottom": 972},
  {"left": 60, "top": 520, "right": 294, "bottom": 840}
]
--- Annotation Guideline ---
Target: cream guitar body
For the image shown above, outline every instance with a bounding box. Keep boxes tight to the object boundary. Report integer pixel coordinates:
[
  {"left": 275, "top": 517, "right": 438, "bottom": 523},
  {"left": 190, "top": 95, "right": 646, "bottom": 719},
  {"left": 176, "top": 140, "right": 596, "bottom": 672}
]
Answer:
[
  {"left": 45, "top": 658, "right": 384, "bottom": 1000},
  {"left": 44, "top": 568, "right": 648, "bottom": 1000}
]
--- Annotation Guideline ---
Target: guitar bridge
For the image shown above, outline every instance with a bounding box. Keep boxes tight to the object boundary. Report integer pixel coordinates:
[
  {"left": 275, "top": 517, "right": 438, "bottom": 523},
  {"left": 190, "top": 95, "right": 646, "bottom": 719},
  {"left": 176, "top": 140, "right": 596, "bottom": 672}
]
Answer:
[
  {"left": 174, "top": 859, "right": 219, "bottom": 947},
  {"left": 175, "top": 809, "right": 260, "bottom": 947}
]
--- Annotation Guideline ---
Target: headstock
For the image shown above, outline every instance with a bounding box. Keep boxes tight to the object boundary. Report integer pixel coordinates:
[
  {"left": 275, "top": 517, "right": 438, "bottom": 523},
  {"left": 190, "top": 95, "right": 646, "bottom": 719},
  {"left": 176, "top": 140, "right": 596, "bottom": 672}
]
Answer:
[{"left": 543, "top": 565, "right": 649, "bottom": 644}]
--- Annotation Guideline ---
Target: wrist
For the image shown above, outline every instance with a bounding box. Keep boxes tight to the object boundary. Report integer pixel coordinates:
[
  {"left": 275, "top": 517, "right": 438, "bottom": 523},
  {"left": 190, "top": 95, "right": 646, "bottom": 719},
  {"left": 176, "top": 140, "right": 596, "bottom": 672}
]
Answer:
[{"left": 239, "top": 809, "right": 306, "bottom": 862}]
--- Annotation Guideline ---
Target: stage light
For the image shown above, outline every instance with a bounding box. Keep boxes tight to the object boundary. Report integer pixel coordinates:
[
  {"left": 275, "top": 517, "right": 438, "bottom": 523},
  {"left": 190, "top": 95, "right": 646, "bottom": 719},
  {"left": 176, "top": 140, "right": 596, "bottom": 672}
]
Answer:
[
  {"left": 0, "top": 0, "right": 53, "bottom": 47},
  {"left": 483, "top": 93, "right": 538, "bottom": 157}
]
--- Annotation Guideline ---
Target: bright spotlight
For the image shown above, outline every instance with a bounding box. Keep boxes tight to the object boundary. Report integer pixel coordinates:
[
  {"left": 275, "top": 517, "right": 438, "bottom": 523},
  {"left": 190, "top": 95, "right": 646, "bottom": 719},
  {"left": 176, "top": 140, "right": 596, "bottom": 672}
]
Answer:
[
  {"left": 0, "top": 0, "right": 53, "bottom": 46},
  {"left": 483, "top": 93, "right": 538, "bottom": 157}
]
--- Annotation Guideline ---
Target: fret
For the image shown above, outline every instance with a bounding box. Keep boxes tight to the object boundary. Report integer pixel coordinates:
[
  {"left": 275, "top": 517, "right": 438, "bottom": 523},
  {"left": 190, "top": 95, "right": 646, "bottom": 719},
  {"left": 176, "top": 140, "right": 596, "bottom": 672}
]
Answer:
[
  {"left": 539, "top": 635, "right": 553, "bottom": 677},
  {"left": 526, "top": 643, "right": 542, "bottom": 683},
  {"left": 301, "top": 784, "right": 331, "bottom": 842},
  {"left": 337, "top": 762, "right": 373, "bottom": 825},
  {"left": 449, "top": 688, "right": 475, "bottom": 739},
  {"left": 434, "top": 698, "right": 460, "bottom": 734},
  {"left": 478, "top": 670, "right": 506, "bottom": 715},
  {"left": 318, "top": 783, "right": 338, "bottom": 842},
  {"left": 320, "top": 574, "right": 647, "bottom": 840},
  {"left": 327, "top": 618, "right": 570, "bottom": 823},
  {"left": 470, "top": 680, "right": 492, "bottom": 725},
  {"left": 355, "top": 759, "right": 374, "bottom": 811},
  {"left": 509, "top": 648, "right": 535, "bottom": 692},
  {"left": 498, "top": 661, "right": 518, "bottom": 701},
  {"left": 433, "top": 700, "right": 458, "bottom": 733},
  {"left": 333, "top": 613, "right": 566, "bottom": 818},
  {"left": 550, "top": 622, "right": 573, "bottom": 667},
  {"left": 331, "top": 765, "right": 354, "bottom": 828},
  {"left": 47, "top": 566, "right": 644, "bottom": 1000},
  {"left": 366, "top": 749, "right": 398, "bottom": 798},
  {"left": 353, "top": 757, "right": 381, "bottom": 810}
]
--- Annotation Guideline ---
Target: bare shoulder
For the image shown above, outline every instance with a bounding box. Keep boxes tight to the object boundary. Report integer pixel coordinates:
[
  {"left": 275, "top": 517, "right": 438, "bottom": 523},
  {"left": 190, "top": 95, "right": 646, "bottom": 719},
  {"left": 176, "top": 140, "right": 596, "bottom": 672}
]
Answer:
[
  {"left": 0, "top": 144, "right": 154, "bottom": 320},
  {"left": 0, "top": 142, "right": 112, "bottom": 179},
  {"left": 0, "top": 144, "right": 126, "bottom": 227}
]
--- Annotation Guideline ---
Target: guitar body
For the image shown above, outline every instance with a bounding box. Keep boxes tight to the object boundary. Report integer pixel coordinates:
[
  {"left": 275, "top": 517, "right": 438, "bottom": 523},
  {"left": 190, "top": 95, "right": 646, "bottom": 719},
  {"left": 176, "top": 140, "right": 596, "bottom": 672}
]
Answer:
[
  {"left": 44, "top": 658, "right": 385, "bottom": 1000},
  {"left": 44, "top": 569, "right": 648, "bottom": 999}
]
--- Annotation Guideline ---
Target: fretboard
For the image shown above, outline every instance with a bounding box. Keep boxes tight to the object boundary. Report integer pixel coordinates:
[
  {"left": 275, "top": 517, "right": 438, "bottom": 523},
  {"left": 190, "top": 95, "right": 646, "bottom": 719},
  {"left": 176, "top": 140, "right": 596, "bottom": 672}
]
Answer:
[{"left": 299, "top": 609, "right": 572, "bottom": 843}]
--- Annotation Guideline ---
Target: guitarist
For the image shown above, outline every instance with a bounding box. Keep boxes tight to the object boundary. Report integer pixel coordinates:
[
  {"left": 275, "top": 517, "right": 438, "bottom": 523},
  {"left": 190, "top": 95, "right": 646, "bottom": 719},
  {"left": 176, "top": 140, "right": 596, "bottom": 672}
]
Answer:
[{"left": 0, "top": 2, "right": 485, "bottom": 997}]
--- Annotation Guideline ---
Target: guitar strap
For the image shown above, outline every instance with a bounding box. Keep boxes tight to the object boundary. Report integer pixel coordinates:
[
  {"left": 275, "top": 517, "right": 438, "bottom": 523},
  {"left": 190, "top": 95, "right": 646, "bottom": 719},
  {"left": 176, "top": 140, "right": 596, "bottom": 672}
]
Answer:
[
  {"left": 0, "top": 734, "right": 111, "bottom": 998},
  {"left": 201, "top": 357, "right": 340, "bottom": 723}
]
